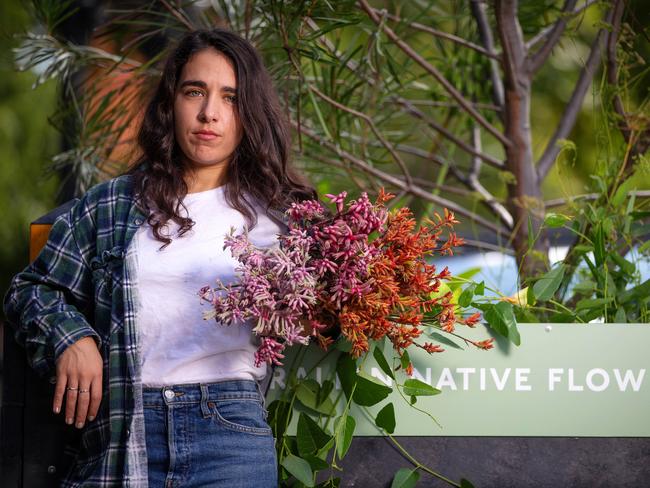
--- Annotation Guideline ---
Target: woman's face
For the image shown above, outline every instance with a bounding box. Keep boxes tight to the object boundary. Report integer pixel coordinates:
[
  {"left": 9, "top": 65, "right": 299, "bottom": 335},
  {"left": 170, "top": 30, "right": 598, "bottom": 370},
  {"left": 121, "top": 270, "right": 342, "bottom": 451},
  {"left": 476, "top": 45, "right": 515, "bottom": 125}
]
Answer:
[{"left": 174, "top": 48, "right": 243, "bottom": 173}]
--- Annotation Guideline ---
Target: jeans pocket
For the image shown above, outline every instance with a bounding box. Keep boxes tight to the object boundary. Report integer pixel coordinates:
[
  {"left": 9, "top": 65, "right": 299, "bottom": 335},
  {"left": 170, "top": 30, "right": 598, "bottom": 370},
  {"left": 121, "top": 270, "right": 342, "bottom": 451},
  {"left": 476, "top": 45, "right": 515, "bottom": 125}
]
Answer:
[{"left": 208, "top": 398, "right": 273, "bottom": 436}]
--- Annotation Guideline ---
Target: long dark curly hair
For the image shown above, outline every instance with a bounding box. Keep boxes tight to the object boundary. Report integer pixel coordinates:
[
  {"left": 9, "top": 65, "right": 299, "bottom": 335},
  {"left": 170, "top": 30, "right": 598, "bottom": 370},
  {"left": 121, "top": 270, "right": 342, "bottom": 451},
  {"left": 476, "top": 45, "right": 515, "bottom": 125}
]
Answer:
[{"left": 126, "top": 28, "right": 317, "bottom": 248}]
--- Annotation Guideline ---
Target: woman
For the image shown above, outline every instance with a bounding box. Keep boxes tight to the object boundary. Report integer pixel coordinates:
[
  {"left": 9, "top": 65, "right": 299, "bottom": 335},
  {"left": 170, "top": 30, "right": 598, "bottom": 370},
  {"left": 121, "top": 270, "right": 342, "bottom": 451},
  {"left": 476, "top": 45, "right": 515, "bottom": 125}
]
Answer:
[{"left": 4, "top": 28, "right": 317, "bottom": 487}]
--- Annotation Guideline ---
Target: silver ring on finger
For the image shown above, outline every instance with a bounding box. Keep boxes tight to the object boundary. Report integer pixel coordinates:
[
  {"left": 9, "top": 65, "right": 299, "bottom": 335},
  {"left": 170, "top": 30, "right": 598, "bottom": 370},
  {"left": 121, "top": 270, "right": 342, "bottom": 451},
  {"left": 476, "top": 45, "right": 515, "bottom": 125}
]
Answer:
[{"left": 66, "top": 387, "right": 79, "bottom": 391}]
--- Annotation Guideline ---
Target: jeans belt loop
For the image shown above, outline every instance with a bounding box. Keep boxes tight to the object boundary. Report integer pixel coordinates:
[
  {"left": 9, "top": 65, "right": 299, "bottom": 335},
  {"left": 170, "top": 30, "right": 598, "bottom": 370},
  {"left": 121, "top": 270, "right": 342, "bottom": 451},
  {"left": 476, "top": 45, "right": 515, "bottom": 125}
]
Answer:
[{"left": 199, "top": 384, "right": 212, "bottom": 418}]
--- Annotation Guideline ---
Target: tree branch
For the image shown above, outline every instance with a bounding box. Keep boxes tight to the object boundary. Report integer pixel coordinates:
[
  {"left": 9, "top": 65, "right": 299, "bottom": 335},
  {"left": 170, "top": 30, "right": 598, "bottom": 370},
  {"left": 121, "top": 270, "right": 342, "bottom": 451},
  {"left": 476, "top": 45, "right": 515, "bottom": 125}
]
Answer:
[
  {"left": 312, "top": 152, "right": 474, "bottom": 198},
  {"left": 159, "top": 0, "right": 196, "bottom": 30},
  {"left": 293, "top": 120, "right": 510, "bottom": 238},
  {"left": 374, "top": 9, "right": 501, "bottom": 60},
  {"left": 605, "top": 0, "right": 639, "bottom": 154},
  {"left": 307, "top": 84, "right": 413, "bottom": 188},
  {"left": 470, "top": 0, "right": 505, "bottom": 114},
  {"left": 357, "top": 0, "right": 510, "bottom": 147},
  {"left": 392, "top": 96, "right": 504, "bottom": 168},
  {"left": 528, "top": 0, "right": 579, "bottom": 74},
  {"left": 537, "top": 9, "right": 612, "bottom": 180},
  {"left": 525, "top": 0, "right": 600, "bottom": 52},
  {"left": 468, "top": 125, "right": 514, "bottom": 228},
  {"left": 545, "top": 190, "right": 650, "bottom": 208}
]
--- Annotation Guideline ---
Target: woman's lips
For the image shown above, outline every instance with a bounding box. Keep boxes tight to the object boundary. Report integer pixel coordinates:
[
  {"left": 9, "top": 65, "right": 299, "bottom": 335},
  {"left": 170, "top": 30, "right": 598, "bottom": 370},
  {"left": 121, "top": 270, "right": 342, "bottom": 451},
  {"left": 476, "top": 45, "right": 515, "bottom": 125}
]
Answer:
[{"left": 193, "top": 131, "right": 220, "bottom": 141}]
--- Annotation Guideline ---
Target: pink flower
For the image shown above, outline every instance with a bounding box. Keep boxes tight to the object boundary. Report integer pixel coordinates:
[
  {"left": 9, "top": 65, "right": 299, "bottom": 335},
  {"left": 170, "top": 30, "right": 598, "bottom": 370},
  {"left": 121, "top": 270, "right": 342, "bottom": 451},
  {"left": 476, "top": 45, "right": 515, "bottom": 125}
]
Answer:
[
  {"left": 325, "top": 191, "right": 348, "bottom": 213},
  {"left": 254, "top": 337, "right": 286, "bottom": 366}
]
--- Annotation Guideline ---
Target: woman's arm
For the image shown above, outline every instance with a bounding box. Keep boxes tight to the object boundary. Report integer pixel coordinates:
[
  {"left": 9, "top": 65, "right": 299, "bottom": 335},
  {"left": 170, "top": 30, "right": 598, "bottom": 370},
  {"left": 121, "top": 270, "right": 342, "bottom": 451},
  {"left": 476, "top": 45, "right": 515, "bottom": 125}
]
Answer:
[{"left": 3, "top": 200, "right": 103, "bottom": 428}]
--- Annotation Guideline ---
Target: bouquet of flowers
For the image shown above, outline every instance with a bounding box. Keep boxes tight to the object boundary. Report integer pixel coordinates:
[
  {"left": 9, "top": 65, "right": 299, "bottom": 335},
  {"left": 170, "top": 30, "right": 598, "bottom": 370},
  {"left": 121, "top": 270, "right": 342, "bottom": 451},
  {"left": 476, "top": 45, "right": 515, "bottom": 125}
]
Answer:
[{"left": 200, "top": 188, "right": 493, "bottom": 370}]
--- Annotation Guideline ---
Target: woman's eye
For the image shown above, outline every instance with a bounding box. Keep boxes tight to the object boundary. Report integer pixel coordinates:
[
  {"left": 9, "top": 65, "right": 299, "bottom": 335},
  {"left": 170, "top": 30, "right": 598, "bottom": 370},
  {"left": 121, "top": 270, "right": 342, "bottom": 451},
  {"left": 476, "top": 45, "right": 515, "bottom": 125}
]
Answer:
[
  {"left": 225, "top": 96, "right": 237, "bottom": 103},
  {"left": 186, "top": 89, "right": 203, "bottom": 97}
]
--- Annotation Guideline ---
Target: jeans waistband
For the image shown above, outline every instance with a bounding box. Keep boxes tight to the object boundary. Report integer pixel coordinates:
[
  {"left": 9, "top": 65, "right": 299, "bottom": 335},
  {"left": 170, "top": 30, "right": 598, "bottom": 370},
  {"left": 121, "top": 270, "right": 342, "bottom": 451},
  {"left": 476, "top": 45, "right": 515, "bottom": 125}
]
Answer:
[{"left": 142, "top": 379, "right": 264, "bottom": 407}]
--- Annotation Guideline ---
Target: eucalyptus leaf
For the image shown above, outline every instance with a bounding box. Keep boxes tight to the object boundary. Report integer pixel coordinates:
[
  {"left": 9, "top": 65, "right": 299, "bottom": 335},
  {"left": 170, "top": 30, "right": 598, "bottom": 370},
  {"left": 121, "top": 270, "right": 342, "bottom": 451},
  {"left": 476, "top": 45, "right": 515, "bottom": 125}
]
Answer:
[
  {"left": 428, "top": 331, "right": 463, "bottom": 350},
  {"left": 544, "top": 213, "right": 568, "bottom": 228}
]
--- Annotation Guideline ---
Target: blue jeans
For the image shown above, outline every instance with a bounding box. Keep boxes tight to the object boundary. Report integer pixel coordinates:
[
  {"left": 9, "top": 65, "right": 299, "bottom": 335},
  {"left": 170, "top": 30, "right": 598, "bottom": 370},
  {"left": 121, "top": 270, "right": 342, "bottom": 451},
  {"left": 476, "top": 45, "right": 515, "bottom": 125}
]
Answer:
[{"left": 143, "top": 379, "right": 277, "bottom": 487}]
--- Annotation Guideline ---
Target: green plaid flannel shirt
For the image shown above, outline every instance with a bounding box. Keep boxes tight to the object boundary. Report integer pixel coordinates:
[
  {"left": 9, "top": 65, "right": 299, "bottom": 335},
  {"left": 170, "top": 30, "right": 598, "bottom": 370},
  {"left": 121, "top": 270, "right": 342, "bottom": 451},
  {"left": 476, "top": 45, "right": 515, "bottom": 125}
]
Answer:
[{"left": 3, "top": 174, "right": 289, "bottom": 487}]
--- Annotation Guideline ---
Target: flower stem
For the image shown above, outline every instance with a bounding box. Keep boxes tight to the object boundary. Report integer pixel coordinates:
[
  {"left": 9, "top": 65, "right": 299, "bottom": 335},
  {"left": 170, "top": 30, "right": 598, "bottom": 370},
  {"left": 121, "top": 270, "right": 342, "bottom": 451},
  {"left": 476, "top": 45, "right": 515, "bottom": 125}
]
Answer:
[{"left": 360, "top": 404, "right": 460, "bottom": 487}]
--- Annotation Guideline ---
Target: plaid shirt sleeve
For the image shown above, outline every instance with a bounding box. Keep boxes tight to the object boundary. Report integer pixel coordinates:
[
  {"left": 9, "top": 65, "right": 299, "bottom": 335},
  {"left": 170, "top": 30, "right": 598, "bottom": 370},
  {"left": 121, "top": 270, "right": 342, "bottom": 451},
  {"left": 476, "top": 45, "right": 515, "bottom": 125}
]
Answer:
[{"left": 3, "top": 196, "right": 102, "bottom": 378}]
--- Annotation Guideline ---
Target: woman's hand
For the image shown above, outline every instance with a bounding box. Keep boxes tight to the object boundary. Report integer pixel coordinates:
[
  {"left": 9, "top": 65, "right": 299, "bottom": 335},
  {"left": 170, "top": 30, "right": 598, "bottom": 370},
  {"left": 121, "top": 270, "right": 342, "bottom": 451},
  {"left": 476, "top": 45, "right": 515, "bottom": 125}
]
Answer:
[{"left": 53, "top": 336, "right": 103, "bottom": 429}]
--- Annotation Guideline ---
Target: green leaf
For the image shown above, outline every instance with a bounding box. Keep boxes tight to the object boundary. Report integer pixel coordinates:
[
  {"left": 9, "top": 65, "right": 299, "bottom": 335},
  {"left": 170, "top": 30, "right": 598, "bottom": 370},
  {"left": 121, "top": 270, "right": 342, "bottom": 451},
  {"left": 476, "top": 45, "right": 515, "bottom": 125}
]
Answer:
[
  {"left": 337, "top": 355, "right": 392, "bottom": 406},
  {"left": 375, "top": 403, "right": 396, "bottom": 434},
  {"left": 459, "top": 283, "right": 475, "bottom": 307},
  {"left": 610, "top": 253, "right": 635, "bottom": 275},
  {"left": 428, "top": 331, "right": 463, "bottom": 350},
  {"left": 575, "top": 297, "right": 614, "bottom": 311},
  {"left": 315, "top": 437, "right": 335, "bottom": 461},
  {"left": 612, "top": 185, "right": 628, "bottom": 207},
  {"left": 336, "top": 354, "right": 357, "bottom": 401},
  {"left": 475, "top": 281, "right": 485, "bottom": 295},
  {"left": 526, "top": 285, "right": 537, "bottom": 306},
  {"left": 618, "top": 278, "right": 650, "bottom": 304},
  {"left": 533, "top": 264, "right": 565, "bottom": 301},
  {"left": 447, "top": 267, "right": 481, "bottom": 292},
  {"left": 373, "top": 345, "right": 395, "bottom": 380},
  {"left": 335, "top": 337, "right": 352, "bottom": 352},
  {"left": 400, "top": 350, "right": 411, "bottom": 370},
  {"left": 355, "top": 372, "right": 394, "bottom": 406},
  {"left": 304, "top": 454, "right": 330, "bottom": 472},
  {"left": 391, "top": 468, "right": 420, "bottom": 488},
  {"left": 527, "top": 215, "right": 534, "bottom": 250},
  {"left": 544, "top": 213, "right": 569, "bottom": 228},
  {"left": 573, "top": 244, "right": 593, "bottom": 254},
  {"left": 281, "top": 454, "right": 314, "bottom": 487},
  {"left": 614, "top": 307, "right": 627, "bottom": 323},
  {"left": 638, "top": 240, "right": 650, "bottom": 254},
  {"left": 334, "top": 414, "right": 356, "bottom": 459},
  {"left": 267, "top": 399, "right": 292, "bottom": 441},
  {"left": 593, "top": 224, "right": 606, "bottom": 266},
  {"left": 403, "top": 379, "right": 441, "bottom": 397},
  {"left": 460, "top": 479, "right": 476, "bottom": 488},
  {"left": 572, "top": 280, "right": 596, "bottom": 295},
  {"left": 296, "top": 379, "right": 336, "bottom": 416},
  {"left": 297, "top": 413, "right": 331, "bottom": 457},
  {"left": 409, "top": 395, "right": 417, "bottom": 405},
  {"left": 317, "top": 380, "right": 334, "bottom": 407},
  {"left": 484, "top": 301, "right": 520, "bottom": 346}
]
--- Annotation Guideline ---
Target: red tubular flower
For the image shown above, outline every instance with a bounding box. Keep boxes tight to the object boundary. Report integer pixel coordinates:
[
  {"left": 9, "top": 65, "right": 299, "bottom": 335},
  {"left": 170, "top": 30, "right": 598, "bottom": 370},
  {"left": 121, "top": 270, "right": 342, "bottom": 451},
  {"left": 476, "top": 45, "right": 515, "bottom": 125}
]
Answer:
[
  {"left": 463, "top": 312, "right": 482, "bottom": 327},
  {"left": 473, "top": 338, "right": 495, "bottom": 350},
  {"left": 404, "top": 363, "right": 414, "bottom": 377},
  {"left": 422, "top": 342, "right": 444, "bottom": 353}
]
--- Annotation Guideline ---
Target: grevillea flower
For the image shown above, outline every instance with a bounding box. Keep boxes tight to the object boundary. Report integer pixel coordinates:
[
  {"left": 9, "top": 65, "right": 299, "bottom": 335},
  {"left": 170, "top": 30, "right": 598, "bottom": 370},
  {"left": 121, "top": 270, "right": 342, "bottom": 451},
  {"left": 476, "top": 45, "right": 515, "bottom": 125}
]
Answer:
[{"left": 200, "top": 188, "right": 489, "bottom": 367}]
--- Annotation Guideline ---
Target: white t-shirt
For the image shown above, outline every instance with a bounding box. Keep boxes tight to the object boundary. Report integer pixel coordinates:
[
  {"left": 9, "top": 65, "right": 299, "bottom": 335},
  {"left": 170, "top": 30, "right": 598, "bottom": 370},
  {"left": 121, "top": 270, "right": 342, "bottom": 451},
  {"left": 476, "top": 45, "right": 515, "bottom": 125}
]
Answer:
[{"left": 133, "top": 185, "right": 283, "bottom": 387}]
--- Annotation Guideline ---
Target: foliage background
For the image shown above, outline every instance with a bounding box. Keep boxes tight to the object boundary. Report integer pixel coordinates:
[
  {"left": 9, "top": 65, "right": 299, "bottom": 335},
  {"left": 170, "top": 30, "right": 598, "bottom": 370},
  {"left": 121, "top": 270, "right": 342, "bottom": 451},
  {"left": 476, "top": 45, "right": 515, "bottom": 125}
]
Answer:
[{"left": 0, "top": 0, "right": 647, "bottom": 301}]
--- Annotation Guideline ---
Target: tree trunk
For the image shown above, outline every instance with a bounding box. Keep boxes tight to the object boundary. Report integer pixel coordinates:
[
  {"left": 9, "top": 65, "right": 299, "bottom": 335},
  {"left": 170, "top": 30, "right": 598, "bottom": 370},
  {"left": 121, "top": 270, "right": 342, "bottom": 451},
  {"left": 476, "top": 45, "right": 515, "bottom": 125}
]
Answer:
[{"left": 496, "top": 0, "right": 549, "bottom": 281}]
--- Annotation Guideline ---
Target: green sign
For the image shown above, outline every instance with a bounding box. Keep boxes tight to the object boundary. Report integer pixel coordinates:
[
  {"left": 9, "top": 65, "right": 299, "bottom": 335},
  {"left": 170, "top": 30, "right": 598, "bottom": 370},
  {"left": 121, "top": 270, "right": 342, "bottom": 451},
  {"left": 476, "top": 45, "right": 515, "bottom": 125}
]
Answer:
[{"left": 266, "top": 324, "right": 650, "bottom": 436}]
